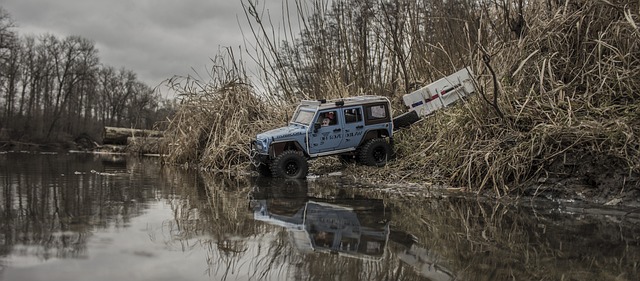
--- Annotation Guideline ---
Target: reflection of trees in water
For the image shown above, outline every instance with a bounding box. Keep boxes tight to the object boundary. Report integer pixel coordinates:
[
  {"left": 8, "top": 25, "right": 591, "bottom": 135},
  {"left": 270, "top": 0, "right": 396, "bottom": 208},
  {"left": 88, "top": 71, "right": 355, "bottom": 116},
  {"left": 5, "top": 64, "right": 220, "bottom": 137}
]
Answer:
[
  {"left": 0, "top": 153, "right": 167, "bottom": 261},
  {"left": 391, "top": 196, "right": 640, "bottom": 280},
  {"left": 199, "top": 174, "right": 268, "bottom": 280},
  {"left": 160, "top": 171, "right": 259, "bottom": 278}
]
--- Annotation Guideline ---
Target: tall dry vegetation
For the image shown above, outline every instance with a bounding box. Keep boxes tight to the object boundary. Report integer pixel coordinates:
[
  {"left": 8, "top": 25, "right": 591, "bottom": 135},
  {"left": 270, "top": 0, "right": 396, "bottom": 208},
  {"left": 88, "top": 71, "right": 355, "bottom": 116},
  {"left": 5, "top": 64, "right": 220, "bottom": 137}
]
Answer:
[
  {"left": 160, "top": 52, "right": 282, "bottom": 170},
  {"left": 388, "top": 0, "right": 640, "bottom": 194},
  {"left": 163, "top": 0, "right": 640, "bottom": 195}
]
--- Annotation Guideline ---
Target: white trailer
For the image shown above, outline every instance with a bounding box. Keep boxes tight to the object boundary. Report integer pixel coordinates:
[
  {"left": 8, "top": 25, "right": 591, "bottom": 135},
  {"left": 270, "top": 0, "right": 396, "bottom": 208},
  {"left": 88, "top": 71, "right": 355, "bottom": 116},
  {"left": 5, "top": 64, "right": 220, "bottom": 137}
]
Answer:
[{"left": 402, "top": 67, "right": 475, "bottom": 118}]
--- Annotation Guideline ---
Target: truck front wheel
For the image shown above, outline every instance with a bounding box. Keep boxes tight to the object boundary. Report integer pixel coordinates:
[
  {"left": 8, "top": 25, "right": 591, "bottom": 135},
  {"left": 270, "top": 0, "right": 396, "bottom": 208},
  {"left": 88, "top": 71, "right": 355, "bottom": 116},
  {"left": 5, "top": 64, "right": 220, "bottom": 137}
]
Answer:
[
  {"left": 270, "top": 150, "right": 309, "bottom": 179},
  {"left": 358, "top": 138, "right": 390, "bottom": 167}
]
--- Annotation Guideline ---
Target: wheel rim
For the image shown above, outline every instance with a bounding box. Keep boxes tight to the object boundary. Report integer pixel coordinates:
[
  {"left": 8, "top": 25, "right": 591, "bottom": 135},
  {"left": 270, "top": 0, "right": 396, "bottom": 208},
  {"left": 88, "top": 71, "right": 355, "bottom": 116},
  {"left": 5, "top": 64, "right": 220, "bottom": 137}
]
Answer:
[
  {"left": 372, "top": 146, "right": 387, "bottom": 163},
  {"left": 284, "top": 160, "right": 300, "bottom": 176}
]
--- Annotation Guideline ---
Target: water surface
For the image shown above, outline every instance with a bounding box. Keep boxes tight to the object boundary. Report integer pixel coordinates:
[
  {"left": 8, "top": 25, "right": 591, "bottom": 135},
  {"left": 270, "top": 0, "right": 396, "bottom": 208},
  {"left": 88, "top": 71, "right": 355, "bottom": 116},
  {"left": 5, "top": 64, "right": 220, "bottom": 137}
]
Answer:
[{"left": 1, "top": 152, "right": 638, "bottom": 280}]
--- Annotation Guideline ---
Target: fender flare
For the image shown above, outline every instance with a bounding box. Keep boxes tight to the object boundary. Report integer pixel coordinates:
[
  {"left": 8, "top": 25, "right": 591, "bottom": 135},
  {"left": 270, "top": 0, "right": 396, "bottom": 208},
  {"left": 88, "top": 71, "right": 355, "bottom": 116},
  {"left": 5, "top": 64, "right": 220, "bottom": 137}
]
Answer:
[
  {"left": 269, "top": 140, "right": 307, "bottom": 158},
  {"left": 358, "top": 129, "right": 391, "bottom": 147}
]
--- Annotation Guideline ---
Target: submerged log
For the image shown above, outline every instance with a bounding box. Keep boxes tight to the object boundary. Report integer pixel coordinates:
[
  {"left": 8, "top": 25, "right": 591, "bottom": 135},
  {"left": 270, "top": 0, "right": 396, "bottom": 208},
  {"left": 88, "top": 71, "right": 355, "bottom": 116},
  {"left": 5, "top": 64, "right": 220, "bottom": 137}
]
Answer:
[{"left": 103, "top": 127, "right": 163, "bottom": 145}]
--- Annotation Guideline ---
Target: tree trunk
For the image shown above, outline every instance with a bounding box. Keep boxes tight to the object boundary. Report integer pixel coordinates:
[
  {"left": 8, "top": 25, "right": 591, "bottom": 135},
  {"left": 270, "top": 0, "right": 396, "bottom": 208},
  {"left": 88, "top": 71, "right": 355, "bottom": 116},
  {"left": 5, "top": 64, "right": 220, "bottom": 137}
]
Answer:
[{"left": 102, "top": 126, "right": 163, "bottom": 145}]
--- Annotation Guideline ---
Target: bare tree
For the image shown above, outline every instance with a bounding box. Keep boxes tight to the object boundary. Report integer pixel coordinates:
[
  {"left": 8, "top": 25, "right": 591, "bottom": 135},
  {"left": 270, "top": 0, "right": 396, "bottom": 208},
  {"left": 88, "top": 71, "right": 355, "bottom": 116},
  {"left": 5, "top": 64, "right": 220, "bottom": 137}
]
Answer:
[
  {"left": 241, "top": 0, "right": 487, "bottom": 102},
  {"left": 0, "top": 7, "right": 16, "bottom": 58},
  {"left": 0, "top": 8, "right": 18, "bottom": 126}
]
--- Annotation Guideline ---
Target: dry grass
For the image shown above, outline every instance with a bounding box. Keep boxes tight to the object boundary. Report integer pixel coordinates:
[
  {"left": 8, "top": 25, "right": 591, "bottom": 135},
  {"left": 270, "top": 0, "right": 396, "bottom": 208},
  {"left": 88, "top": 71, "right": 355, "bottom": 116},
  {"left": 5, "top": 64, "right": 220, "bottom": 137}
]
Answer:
[
  {"left": 159, "top": 53, "right": 285, "bottom": 171},
  {"left": 161, "top": 1, "right": 640, "bottom": 196},
  {"left": 361, "top": 0, "right": 640, "bottom": 194}
]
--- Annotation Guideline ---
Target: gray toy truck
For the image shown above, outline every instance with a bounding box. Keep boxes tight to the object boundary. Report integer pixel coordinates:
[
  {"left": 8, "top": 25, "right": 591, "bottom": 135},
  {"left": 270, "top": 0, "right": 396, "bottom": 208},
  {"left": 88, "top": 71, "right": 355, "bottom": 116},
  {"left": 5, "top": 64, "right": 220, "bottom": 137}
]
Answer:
[{"left": 250, "top": 95, "right": 394, "bottom": 179}]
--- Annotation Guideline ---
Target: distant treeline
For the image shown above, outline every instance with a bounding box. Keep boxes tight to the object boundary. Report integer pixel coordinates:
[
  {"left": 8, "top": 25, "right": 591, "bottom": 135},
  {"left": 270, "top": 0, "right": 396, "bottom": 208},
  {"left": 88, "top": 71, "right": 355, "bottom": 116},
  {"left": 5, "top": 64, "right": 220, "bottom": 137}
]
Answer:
[{"left": 0, "top": 8, "right": 175, "bottom": 145}]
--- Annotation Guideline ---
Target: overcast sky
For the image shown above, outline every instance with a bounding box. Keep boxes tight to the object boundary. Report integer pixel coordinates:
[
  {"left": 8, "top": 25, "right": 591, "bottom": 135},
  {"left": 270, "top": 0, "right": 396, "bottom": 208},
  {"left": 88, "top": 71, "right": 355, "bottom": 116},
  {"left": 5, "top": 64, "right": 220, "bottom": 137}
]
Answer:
[{"left": 2, "top": 0, "right": 285, "bottom": 97}]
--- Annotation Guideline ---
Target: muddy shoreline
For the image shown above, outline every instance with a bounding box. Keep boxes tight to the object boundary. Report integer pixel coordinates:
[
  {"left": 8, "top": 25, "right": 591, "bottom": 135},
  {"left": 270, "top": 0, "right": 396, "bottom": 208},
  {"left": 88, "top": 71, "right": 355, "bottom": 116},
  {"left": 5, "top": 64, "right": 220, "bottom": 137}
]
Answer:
[
  {"left": 319, "top": 159, "right": 640, "bottom": 210},
  {"left": 3, "top": 142, "right": 639, "bottom": 211},
  {"left": 334, "top": 174, "right": 640, "bottom": 221}
]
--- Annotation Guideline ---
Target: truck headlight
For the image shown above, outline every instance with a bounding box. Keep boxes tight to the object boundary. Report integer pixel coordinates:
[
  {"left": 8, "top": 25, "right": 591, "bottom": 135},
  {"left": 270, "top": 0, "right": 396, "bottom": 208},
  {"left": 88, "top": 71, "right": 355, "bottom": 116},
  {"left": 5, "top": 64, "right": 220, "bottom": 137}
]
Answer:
[{"left": 254, "top": 139, "right": 268, "bottom": 153}]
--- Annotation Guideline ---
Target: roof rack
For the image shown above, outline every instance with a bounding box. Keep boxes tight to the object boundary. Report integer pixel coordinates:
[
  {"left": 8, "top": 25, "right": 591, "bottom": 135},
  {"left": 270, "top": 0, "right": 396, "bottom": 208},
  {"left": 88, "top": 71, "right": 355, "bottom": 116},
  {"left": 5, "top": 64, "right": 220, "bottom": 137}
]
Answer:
[{"left": 299, "top": 95, "right": 388, "bottom": 109}]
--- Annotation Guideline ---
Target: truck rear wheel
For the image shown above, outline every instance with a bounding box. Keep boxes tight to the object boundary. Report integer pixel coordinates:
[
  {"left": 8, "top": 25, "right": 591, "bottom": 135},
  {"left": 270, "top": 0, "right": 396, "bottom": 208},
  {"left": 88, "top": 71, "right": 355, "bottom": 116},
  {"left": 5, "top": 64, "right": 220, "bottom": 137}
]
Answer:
[
  {"left": 270, "top": 150, "right": 309, "bottom": 179},
  {"left": 358, "top": 138, "right": 390, "bottom": 167}
]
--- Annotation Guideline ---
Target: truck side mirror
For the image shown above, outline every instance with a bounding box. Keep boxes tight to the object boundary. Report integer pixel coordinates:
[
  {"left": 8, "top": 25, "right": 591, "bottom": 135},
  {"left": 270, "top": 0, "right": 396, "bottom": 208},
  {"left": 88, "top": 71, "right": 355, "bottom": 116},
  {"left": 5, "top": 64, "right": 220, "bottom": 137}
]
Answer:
[{"left": 314, "top": 122, "right": 321, "bottom": 132}]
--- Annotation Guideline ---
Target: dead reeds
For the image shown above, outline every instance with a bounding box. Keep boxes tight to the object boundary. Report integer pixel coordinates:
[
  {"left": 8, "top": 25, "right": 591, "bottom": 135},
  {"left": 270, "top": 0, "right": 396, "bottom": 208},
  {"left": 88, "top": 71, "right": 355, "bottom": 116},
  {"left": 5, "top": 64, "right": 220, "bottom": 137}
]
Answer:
[
  {"left": 160, "top": 51, "right": 282, "bottom": 170},
  {"left": 161, "top": 0, "right": 639, "bottom": 196},
  {"left": 365, "top": 0, "right": 640, "bottom": 194},
  {"left": 491, "top": 0, "right": 640, "bottom": 191}
]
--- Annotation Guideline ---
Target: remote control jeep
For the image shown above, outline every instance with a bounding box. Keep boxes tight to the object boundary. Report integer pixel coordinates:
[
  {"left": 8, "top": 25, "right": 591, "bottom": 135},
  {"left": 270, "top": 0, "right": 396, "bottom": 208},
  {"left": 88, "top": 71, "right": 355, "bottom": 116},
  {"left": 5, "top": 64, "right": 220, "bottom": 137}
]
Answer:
[{"left": 250, "top": 96, "right": 394, "bottom": 179}]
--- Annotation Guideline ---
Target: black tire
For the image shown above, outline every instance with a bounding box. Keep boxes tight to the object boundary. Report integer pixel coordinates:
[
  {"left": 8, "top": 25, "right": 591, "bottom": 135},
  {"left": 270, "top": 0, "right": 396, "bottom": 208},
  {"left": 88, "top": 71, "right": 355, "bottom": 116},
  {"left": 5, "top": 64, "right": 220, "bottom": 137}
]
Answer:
[
  {"left": 358, "top": 138, "right": 391, "bottom": 167},
  {"left": 393, "top": 110, "right": 420, "bottom": 130},
  {"left": 270, "top": 150, "right": 309, "bottom": 179},
  {"left": 255, "top": 163, "right": 272, "bottom": 177}
]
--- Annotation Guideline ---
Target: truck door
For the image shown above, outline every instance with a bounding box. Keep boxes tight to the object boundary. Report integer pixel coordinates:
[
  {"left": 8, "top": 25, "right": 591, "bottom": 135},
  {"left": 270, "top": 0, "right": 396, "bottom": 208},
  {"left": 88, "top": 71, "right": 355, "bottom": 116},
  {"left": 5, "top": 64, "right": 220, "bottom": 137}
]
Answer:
[
  {"left": 338, "top": 106, "right": 365, "bottom": 150},
  {"left": 308, "top": 110, "right": 343, "bottom": 153}
]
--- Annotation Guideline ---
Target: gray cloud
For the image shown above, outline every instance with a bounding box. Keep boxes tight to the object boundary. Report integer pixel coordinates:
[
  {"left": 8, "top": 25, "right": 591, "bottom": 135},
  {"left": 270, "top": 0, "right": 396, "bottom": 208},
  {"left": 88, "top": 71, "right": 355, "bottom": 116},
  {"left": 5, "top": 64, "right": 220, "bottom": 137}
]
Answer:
[{"left": 2, "top": 0, "right": 274, "bottom": 93}]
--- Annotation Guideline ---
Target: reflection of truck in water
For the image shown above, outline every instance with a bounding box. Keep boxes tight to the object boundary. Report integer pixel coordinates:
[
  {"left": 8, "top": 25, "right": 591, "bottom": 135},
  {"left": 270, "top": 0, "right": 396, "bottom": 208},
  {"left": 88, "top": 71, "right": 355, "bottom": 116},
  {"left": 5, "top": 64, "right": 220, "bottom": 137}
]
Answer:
[
  {"left": 248, "top": 178, "right": 457, "bottom": 280},
  {"left": 249, "top": 179, "right": 390, "bottom": 260}
]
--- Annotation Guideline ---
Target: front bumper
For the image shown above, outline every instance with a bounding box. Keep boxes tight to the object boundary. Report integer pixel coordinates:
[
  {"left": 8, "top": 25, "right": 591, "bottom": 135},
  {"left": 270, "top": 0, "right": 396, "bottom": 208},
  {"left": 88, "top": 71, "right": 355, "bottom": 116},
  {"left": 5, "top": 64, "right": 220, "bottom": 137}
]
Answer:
[{"left": 249, "top": 141, "right": 270, "bottom": 166}]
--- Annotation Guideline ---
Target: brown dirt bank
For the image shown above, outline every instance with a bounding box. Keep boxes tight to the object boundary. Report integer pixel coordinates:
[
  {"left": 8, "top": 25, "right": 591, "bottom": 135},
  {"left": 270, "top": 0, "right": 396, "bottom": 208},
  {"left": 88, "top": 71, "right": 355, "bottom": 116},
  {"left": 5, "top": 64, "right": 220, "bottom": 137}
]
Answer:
[
  {"left": 0, "top": 140, "right": 78, "bottom": 152},
  {"left": 517, "top": 153, "right": 640, "bottom": 208},
  {"left": 310, "top": 152, "right": 640, "bottom": 209},
  {"left": 0, "top": 133, "right": 102, "bottom": 152}
]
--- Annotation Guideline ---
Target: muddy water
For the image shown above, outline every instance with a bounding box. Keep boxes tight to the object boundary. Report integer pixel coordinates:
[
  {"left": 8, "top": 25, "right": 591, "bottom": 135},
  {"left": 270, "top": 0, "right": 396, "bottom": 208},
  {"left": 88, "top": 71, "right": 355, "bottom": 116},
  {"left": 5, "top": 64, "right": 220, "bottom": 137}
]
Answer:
[{"left": 0, "top": 152, "right": 638, "bottom": 281}]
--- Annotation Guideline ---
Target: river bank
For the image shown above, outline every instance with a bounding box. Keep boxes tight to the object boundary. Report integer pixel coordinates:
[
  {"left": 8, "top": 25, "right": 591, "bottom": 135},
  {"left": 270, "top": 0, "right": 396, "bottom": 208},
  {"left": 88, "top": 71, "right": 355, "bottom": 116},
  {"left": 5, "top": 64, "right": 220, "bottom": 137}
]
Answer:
[
  {"left": 308, "top": 156, "right": 640, "bottom": 210},
  {"left": 2, "top": 141, "right": 638, "bottom": 210}
]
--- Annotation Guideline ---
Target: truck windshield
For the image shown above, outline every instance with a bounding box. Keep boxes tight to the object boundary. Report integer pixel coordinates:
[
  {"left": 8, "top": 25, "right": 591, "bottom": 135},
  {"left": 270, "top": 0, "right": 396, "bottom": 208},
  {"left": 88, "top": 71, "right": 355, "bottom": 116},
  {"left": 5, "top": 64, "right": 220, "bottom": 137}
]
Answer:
[{"left": 291, "top": 109, "right": 315, "bottom": 125}]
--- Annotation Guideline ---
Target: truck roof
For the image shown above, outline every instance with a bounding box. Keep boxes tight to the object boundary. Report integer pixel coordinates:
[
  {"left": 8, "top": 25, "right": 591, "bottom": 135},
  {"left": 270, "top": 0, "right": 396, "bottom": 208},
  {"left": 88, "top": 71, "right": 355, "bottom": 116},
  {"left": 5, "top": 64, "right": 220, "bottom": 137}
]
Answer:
[{"left": 299, "top": 95, "right": 390, "bottom": 110}]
